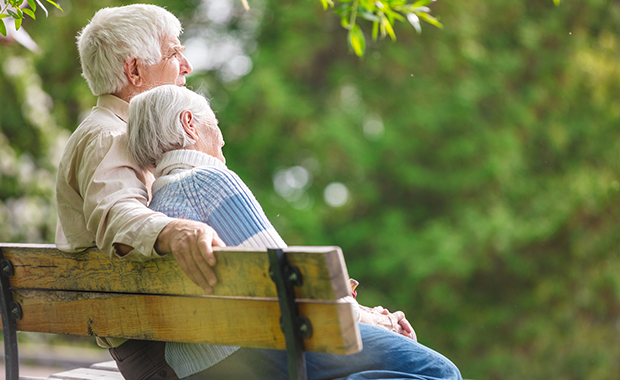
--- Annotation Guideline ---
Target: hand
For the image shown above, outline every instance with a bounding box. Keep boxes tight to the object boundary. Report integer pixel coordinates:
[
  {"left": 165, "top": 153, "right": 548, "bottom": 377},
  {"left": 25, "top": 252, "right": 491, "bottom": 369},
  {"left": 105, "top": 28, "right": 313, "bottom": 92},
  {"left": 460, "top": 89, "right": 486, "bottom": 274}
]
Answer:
[
  {"left": 155, "top": 219, "right": 226, "bottom": 294},
  {"left": 359, "top": 305, "right": 417, "bottom": 341}
]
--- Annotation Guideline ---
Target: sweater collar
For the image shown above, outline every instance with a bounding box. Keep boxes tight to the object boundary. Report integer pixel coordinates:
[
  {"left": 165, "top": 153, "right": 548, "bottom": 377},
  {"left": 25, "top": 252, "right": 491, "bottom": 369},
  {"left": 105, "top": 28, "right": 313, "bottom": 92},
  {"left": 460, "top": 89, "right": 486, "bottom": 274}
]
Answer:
[{"left": 155, "top": 149, "right": 227, "bottom": 178}]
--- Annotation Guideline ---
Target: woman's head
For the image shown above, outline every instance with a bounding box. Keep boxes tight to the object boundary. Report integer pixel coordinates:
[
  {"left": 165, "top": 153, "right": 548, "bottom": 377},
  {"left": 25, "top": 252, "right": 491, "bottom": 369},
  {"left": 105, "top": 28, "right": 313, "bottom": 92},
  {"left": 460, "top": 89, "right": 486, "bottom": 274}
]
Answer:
[{"left": 127, "top": 85, "right": 224, "bottom": 168}]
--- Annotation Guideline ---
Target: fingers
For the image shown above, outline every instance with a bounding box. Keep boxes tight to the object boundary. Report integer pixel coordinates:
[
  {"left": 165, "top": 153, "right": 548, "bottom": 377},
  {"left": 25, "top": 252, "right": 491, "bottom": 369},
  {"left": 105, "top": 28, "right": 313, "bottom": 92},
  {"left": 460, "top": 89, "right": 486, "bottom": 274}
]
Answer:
[
  {"left": 213, "top": 234, "right": 226, "bottom": 247},
  {"left": 393, "top": 311, "right": 417, "bottom": 341},
  {"left": 372, "top": 305, "right": 389, "bottom": 315},
  {"left": 190, "top": 240, "right": 217, "bottom": 289},
  {"left": 171, "top": 242, "right": 213, "bottom": 294},
  {"left": 197, "top": 229, "right": 217, "bottom": 266},
  {"left": 162, "top": 219, "right": 224, "bottom": 294}
]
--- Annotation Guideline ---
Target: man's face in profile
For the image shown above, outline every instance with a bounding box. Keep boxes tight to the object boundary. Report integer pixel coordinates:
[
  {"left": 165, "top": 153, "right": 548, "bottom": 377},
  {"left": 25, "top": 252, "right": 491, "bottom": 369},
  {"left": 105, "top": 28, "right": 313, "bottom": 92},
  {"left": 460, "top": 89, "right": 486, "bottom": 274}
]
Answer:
[{"left": 140, "top": 36, "right": 193, "bottom": 88}]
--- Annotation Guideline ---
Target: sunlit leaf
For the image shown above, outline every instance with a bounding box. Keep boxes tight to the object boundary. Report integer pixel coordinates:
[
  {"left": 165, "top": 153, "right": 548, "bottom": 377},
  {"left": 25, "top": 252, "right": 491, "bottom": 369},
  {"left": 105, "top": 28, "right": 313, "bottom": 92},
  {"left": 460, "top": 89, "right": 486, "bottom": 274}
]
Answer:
[
  {"left": 411, "top": 0, "right": 434, "bottom": 7},
  {"left": 359, "top": 0, "right": 375, "bottom": 11},
  {"left": 359, "top": 10, "right": 380, "bottom": 22},
  {"left": 45, "top": 0, "right": 63, "bottom": 11},
  {"left": 391, "top": 0, "right": 407, "bottom": 6},
  {"left": 407, "top": 12, "right": 421, "bottom": 33},
  {"left": 382, "top": 17, "right": 396, "bottom": 40},
  {"left": 348, "top": 24, "right": 366, "bottom": 57},
  {"left": 27, "top": 0, "right": 37, "bottom": 12},
  {"left": 372, "top": 19, "right": 379, "bottom": 40},
  {"left": 0, "top": 14, "right": 10, "bottom": 19},
  {"left": 0, "top": 19, "right": 6, "bottom": 36},
  {"left": 15, "top": 16, "right": 21, "bottom": 30},
  {"left": 417, "top": 11, "right": 443, "bottom": 29},
  {"left": 23, "top": 8, "right": 36, "bottom": 20},
  {"left": 384, "top": 8, "right": 405, "bottom": 22}
]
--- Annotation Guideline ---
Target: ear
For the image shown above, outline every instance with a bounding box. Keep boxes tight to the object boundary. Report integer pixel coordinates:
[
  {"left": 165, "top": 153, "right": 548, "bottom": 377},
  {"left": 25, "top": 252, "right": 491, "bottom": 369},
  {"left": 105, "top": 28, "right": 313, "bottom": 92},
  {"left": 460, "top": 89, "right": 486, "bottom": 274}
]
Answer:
[
  {"left": 123, "top": 58, "right": 143, "bottom": 87},
  {"left": 180, "top": 110, "right": 198, "bottom": 140}
]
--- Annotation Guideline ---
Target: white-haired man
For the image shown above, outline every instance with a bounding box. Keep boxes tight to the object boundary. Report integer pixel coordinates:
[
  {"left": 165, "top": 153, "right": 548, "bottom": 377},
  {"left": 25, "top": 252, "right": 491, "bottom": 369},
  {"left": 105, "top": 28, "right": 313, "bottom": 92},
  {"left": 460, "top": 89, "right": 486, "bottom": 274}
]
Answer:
[
  {"left": 55, "top": 5, "right": 224, "bottom": 380},
  {"left": 125, "top": 84, "right": 462, "bottom": 380}
]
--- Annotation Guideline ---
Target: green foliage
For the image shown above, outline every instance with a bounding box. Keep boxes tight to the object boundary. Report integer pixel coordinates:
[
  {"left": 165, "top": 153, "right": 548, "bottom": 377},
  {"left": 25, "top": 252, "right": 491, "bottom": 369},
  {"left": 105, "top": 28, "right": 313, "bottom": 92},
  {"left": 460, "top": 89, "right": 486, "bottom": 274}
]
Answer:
[
  {"left": 331, "top": 0, "right": 442, "bottom": 57},
  {"left": 0, "top": 0, "right": 62, "bottom": 36},
  {"left": 0, "top": 0, "right": 618, "bottom": 379}
]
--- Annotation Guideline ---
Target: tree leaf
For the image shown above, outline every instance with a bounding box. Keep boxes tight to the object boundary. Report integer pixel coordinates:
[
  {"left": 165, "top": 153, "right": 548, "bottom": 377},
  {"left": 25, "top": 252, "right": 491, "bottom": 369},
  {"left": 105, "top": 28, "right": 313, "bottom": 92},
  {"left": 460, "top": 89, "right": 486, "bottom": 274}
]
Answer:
[
  {"left": 411, "top": 0, "right": 434, "bottom": 7},
  {"left": 0, "top": 19, "right": 6, "bottom": 36},
  {"left": 384, "top": 8, "right": 405, "bottom": 22},
  {"left": 15, "top": 16, "right": 21, "bottom": 30},
  {"left": 417, "top": 11, "right": 443, "bottom": 29},
  {"left": 45, "top": 0, "right": 63, "bottom": 11},
  {"left": 0, "top": 14, "right": 10, "bottom": 19},
  {"left": 407, "top": 12, "right": 421, "bottom": 33},
  {"left": 23, "top": 8, "right": 36, "bottom": 20},
  {"left": 35, "top": 0, "right": 49, "bottom": 16},
  {"left": 7, "top": 10, "right": 20, "bottom": 19},
  {"left": 359, "top": 10, "right": 380, "bottom": 22},
  {"left": 348, "top": 24, "right": 366, "bottom": 57},
  {"left": 372, "top": 19, "right": 379, "bottom": 41},
  {"left": 27, "top": 0, "right": 37, "bottom": 12},
  {"left": 382, "top": 17, "right": 396, "bottom": 40}
]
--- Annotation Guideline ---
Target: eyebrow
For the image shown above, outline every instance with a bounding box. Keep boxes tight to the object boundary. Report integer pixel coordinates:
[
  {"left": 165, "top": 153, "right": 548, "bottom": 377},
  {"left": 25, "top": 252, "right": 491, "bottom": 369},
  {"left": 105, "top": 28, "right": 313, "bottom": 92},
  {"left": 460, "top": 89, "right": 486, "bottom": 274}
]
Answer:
[{"left": 166, "top": 43, "right": 186, "bottom": 56}]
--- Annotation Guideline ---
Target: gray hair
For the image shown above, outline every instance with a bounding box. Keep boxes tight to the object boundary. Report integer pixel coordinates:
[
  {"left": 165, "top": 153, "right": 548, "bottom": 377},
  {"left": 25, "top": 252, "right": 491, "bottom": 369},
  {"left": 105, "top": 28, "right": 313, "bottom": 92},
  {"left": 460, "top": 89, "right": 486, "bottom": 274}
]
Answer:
[
  {"left": 127, "top": 85, "right": 215, "bottom": 168},
  {"left": 77, "top": 4, "right": 182, "bottom": 96}
]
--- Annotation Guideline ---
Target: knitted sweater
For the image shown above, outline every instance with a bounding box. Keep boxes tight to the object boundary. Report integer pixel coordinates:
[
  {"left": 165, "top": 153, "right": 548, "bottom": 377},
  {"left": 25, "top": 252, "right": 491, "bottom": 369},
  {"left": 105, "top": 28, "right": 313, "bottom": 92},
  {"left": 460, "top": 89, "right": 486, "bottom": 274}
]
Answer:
[{"left": 149, "top": 149, "right": 287, "bottom": 378}]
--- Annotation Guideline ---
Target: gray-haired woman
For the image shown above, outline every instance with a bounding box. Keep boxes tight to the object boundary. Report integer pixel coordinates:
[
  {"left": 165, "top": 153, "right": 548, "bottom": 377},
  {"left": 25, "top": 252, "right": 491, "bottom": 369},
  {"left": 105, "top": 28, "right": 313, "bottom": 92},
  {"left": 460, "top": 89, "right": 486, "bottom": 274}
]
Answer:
[{"left": 126, "top": 85, "right": 462, "bottom": 380}]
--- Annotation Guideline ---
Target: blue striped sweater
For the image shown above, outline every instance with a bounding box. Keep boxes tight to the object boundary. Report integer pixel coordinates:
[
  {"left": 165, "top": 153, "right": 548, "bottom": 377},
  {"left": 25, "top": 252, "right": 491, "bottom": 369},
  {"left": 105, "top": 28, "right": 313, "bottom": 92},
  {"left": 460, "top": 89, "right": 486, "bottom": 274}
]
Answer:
[{"left": 149, "top": 149, "right": 286, "bottom": 378}]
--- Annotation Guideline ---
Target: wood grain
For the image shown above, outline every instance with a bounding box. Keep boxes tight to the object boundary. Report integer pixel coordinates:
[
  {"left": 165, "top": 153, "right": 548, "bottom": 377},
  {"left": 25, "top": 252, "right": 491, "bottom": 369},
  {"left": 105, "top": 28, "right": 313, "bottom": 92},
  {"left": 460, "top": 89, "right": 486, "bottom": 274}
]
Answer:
[
  {"left": 0, "top": 244, "right": 351, "bottom": 300},
  {"left": 12, "top": 289, "right": 362, "bottom": 355}
]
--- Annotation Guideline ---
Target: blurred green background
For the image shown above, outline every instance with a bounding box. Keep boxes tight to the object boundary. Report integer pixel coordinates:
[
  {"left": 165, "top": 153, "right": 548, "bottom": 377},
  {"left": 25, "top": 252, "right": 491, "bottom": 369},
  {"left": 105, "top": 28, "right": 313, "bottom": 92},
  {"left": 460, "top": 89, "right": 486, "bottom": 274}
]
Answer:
[{"left": 0, "top": 0, "right": 618, "bottom": 379}]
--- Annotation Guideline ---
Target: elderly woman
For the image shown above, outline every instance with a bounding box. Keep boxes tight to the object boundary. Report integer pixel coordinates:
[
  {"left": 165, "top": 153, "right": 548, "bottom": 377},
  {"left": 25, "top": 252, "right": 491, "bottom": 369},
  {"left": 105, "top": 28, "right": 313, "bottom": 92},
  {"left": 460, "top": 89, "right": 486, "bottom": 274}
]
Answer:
[{"left": 127, "top": 85, "right": 462, "bottom": 380}]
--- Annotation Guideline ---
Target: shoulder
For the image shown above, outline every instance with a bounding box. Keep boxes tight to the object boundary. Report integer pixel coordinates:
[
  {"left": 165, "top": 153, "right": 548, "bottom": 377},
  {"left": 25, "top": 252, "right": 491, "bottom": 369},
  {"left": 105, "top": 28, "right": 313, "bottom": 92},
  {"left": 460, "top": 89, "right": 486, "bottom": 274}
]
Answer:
[
  {"left": 191, "top": 167, "right": 249, "bottom": 192},
  {"left": 63, "top": 109, "right": 126, "bottom": 157}
]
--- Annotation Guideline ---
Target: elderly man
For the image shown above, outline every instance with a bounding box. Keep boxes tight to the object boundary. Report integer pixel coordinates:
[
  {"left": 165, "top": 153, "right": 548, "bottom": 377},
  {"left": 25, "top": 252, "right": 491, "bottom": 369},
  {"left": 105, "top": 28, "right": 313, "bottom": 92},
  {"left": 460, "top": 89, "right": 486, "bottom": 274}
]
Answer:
[
  {"left": 55, "top": 5, "right": 224, "bottom": 380},
  {"left": 125, "top": 84, "right": 462, "bottom": 380}
]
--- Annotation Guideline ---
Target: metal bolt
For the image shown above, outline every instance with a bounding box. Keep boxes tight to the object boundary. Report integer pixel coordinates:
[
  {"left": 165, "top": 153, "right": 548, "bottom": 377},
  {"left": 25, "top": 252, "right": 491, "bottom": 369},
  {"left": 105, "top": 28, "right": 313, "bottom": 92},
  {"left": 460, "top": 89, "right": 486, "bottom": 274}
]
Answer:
[
  {"left": 288, "top": 272, "right": 298, "bottom": 282},
  {"left": 1, "top": 259, "right": 13, "bottom": 277},
  {"left": 10, "top": 302, "right": 22, "bottom": 320},
  {"left": 299, "top": 323, "right": 308, "bottom": 333}
]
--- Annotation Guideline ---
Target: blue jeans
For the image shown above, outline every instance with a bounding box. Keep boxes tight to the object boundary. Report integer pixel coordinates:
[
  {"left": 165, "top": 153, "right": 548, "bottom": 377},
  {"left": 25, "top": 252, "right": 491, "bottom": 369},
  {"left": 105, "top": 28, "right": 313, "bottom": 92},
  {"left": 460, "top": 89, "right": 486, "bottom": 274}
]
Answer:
[{"left": 184, "top": 323, "right": 462, "bottom": 380}]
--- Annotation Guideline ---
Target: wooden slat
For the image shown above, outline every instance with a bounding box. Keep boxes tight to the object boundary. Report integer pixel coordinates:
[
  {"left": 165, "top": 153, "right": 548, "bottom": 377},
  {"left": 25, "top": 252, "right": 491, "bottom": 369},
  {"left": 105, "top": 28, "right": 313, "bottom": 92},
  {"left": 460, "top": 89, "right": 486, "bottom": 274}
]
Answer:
[
  {"left": 12, "top": 289, "right": 362, "bottom": 355},
  {"left": 0, "top": 244, "right": 351, "bottom": 300},
  {"left": 88, "top": 362, "right": 118, "bottom": 372},
  {"left": 49, "top": 368, "right": 124, "bottom": 380}
]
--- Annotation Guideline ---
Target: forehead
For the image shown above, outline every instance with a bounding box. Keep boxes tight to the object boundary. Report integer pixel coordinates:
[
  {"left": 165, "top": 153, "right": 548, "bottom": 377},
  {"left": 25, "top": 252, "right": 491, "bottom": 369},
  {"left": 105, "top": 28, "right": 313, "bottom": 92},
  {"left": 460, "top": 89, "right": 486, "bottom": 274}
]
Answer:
[{"left": 160, "top": 36, "right": 182, "bottom": 51}]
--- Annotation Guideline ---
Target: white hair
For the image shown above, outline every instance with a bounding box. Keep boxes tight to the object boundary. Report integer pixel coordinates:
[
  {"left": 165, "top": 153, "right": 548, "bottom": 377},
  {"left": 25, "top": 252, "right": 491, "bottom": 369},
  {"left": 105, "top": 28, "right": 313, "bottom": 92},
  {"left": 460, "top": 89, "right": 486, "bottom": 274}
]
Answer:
[
  {"left": 127, "top": 85, "right": 215, "bottom": 168},
  {"left": 77, "top": 4, "right": 182, "bottom": 96}
]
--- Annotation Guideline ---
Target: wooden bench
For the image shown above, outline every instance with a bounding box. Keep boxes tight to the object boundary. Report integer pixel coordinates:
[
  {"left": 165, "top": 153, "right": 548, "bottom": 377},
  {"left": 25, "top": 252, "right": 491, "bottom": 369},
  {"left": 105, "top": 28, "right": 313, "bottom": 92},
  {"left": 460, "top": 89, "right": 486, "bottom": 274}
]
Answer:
[{"left": 0, "top": 243, "right": 361, "bottom": 380}]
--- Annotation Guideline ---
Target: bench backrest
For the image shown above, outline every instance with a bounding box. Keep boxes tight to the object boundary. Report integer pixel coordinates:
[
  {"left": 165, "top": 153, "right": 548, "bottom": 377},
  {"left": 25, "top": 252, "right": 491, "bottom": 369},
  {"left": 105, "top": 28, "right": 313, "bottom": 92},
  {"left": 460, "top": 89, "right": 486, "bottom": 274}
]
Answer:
[{"left": 0, "top": 243, "right": 361, "bottom": 354}]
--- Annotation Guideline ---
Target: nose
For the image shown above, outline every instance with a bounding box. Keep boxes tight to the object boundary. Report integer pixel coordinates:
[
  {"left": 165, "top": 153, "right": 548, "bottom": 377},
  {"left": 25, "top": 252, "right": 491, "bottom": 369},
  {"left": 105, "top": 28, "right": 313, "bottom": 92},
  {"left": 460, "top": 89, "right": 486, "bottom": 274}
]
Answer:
[{"left": 180, "top": 53, "right": 193, "bottom": 76}]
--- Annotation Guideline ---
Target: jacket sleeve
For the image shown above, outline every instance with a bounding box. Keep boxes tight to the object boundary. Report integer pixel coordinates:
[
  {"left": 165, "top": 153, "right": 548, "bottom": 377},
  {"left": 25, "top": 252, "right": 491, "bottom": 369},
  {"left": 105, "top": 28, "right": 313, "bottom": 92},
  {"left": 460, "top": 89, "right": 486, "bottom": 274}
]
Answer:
[{"left": 78, "top": 130, "right": 174, "bottom": 259}]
